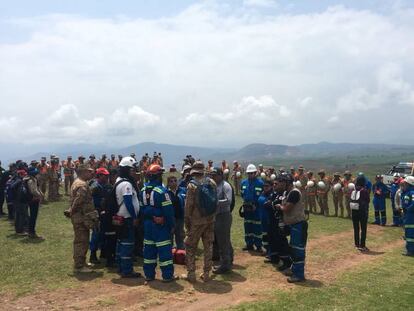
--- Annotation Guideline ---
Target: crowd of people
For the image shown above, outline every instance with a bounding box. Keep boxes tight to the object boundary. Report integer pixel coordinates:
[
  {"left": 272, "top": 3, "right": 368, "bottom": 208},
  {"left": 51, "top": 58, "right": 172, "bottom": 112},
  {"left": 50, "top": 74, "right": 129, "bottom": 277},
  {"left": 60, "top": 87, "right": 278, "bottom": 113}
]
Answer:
[{"left": 0, "top": 153, "right": 413, "bottom": 285}]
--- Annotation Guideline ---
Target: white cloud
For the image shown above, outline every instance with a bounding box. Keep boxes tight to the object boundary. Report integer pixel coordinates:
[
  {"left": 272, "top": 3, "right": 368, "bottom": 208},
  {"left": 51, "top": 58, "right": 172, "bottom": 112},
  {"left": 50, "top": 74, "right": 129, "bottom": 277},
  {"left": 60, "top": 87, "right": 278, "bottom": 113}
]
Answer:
[
  {"left": 243, "top": 0, "right": 278, "bottom": 8},
  {"left": 0, "top": 3, "right": 413, "bottom": 147}
]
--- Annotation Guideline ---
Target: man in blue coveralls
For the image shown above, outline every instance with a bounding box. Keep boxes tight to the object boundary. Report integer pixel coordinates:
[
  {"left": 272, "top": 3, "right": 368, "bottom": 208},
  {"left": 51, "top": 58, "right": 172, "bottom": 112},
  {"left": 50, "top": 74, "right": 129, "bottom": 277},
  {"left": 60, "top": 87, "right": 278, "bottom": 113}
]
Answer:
[
  {"left": 401, "top": 176, "right": 414, "bottom": 256},
  {"left": 141, "top": 164, "right": 177, "bottom": 282},
  {"left": 240, "top": 164, "right": 264, "bottom": 253},
  {"left": 372, "top": 175, "right": 389, "bottom": 225}
]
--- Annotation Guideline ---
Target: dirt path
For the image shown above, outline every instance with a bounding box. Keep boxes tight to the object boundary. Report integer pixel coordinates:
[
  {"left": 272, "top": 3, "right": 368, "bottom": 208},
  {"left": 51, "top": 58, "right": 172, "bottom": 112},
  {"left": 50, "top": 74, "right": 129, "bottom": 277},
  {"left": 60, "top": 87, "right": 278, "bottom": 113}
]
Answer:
[{"left": 1, "top": 225, "right": 403, "bottom": 311}]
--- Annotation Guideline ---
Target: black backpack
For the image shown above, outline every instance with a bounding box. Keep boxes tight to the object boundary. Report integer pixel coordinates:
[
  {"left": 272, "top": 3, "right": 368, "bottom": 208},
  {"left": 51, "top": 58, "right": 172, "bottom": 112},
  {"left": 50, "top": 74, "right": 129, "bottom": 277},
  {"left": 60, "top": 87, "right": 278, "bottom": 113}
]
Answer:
[
  {"left": 12, "top": 178, "right": 33, "bottom": 204},
  {"left": 106, "top": 178, "right": 129, "bottom": 217}
]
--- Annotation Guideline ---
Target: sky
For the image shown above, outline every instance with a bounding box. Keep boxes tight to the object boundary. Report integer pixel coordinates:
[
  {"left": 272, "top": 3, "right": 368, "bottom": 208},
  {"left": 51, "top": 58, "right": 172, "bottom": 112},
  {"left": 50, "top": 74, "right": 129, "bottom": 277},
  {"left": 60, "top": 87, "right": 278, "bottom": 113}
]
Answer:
[{"left": 0, "top": 0, "right": 414, "bottom": 149}]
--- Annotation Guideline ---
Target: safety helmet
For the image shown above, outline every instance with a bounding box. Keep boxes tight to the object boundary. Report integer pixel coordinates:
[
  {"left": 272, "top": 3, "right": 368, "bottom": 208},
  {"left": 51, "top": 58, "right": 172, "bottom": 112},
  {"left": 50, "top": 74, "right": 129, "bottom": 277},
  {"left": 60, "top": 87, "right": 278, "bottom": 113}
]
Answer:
[
  {"left": 223, "top": 168, "right": 230, "bottom": 175},
  {"left": 277, "top": 173, "right": 294, "bottom": 184},
  {"left": 236, "top": 171, "right": 242, "bottom": 177},
  {"left": 259, "top": 164, "right": 263, "bottom": 168},
  {"left": 260, "top": 172, "right": 266, "bottom": 178},
  {"left": 246, "top": 164, "right": 257, "bottom": 173},
  {"left": 96, "top": 167, "right": 110, "bottom": 176},
  {"left": 348, "top": 183, "right": 355, "bottom": 190},
  {"left": 307, "top": 180, "right": 315, "bottom": 188},
  {"left": 333, "top": 183, "right": 342, "bottom": 192},
  {"left": 295, "top": 181, "right": 302, "bottom": 188},
  {"left": 270, "top": 174, "right": 276, "bottom": 181},
  {"left": 181, "top": 165, "right": 192, "bottom": 174},
  {"left": 404, "top": 176, "right": 414, "bottom": 186},
  {"left": 119, "top": 156, "right": 137, "bottom": 168},
  {"left": 317, "top": 181, "right": 326, "bottom": 189},
  {"left": 147, "top": 164, "right": 164, "bottom": 176}
]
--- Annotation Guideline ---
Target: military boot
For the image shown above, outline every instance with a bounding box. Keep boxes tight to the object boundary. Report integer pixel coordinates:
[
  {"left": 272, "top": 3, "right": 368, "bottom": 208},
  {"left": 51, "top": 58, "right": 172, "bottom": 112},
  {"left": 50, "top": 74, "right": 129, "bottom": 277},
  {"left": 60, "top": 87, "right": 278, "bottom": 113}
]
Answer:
[
  {"left": 181, "top": 272, "right": 196, "bottom": 283},
  {"left": 200, "top": 272, "right": 210, "bottom": 282},
  {"left": 90, "top": 251, "right": 101, "bottom": 264}
]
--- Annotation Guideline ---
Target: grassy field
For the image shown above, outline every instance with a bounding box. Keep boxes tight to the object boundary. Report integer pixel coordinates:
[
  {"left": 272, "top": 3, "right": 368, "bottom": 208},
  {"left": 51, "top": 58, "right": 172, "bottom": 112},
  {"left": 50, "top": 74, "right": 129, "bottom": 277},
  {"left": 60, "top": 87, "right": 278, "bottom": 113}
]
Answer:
[{"left": 0, "top": 181, "right": 413, "bottom": 310}]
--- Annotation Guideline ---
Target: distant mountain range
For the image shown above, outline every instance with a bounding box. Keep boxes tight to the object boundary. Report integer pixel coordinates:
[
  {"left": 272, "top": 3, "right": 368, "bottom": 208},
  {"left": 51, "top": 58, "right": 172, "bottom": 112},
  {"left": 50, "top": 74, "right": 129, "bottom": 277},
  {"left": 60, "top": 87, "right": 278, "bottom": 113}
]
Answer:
[{"left": 2, "top": 141, "right": 414, "bottom": 167}]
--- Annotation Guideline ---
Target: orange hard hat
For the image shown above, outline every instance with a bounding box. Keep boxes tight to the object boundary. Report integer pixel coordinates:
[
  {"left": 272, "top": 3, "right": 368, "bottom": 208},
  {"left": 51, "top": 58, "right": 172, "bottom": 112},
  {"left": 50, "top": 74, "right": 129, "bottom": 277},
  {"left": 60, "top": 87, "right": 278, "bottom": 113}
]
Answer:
[{"left": 147, "top": 164, "right": 164, "bottom": 175}]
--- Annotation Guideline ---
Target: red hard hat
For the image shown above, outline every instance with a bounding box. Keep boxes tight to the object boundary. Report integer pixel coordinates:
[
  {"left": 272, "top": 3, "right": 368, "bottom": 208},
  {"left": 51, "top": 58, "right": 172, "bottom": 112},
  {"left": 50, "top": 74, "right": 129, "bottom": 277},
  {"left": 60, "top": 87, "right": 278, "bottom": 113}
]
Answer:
[
  {"left": 96, "top": 168, "right": 110, "bottom": 176},
  {"left": 147, "top": 164, "right": 164, "bottom": 175}
]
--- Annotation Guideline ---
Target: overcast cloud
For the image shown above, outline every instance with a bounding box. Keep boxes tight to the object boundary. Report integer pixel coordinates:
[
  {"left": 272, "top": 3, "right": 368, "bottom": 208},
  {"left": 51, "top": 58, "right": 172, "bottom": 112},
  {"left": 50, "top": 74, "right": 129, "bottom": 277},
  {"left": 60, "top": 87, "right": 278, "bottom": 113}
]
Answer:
[{"left": 0, "top": 1, "right": 414, "bottom": 148}]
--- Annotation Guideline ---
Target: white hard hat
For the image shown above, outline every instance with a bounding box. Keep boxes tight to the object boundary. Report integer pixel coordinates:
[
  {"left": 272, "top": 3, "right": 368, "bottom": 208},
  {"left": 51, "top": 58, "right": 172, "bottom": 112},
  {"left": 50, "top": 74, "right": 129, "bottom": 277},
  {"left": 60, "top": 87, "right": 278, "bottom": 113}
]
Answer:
[
  {"left": 246, "top": 164, "right": 257, "bottom": 173},
  {"left": 295, "top": 181, "right": 302, "bottom": 188},
  {"left": 181, "top": 165, "right": 192, "bottom": 174},
  {"left": 333, "top": 183, "right": 342, "bottom": 192},
  {"left": 236, "top": 171, "right": 241, "bottom": 177},
  {"left": 270, "top": 174, "right": 276, "bottom": 181},
  {"left": 404, "top": 176, "right": 414, "bottom": 186},
  {"left": 348, "top": 182, "right": 355, "bottom": 190},
  {"left": 317, "top": 181, "right": 326, "bottom": 189},
  {"left": 259, "top": 164, "right": 263, "bottom": 168},
  {"left": 307, "top": 180, "right": 314, "bottom": 187},
  {"left": 223, "top": 168, "right": 230, "bottom": 175},
  {"left": 119, "top": 156, "right": 137, "bottom": 168},
  {"left": 260, "top": 172, "right": 266, "bottom": 178}
]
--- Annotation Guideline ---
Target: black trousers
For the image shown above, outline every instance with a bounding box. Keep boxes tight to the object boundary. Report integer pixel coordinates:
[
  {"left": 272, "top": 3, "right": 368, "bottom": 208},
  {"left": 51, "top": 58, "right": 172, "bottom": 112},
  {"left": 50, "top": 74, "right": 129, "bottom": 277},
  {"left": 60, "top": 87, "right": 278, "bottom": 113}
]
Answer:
[
  {"left": 0, "top": 188, "right": 5, "bottom": 214},
  {"left": 352, "top": 209, "right": 368, "bottom": 248},
  {"left": 28, "top": 201, "right": 40, "bottom": 234}
]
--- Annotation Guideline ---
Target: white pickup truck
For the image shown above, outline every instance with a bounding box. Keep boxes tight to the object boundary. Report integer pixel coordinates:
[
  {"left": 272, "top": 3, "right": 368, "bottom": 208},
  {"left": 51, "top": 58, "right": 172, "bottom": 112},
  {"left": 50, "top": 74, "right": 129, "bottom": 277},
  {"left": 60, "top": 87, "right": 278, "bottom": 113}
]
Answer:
[{"left": 383, "top": 162, "right": 413, "bottom": 188}]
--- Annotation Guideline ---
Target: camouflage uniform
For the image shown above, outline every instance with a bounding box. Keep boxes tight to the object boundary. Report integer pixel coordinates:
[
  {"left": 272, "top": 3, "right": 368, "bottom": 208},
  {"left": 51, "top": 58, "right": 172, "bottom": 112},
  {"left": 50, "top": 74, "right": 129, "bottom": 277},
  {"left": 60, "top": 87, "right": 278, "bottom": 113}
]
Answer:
[
  {"left": 331, "top": 174, "right": 344, "bottom": 217},
  {"left": 63, "top": 159, "right": 75, "bottom": 195},
  {"left": 305, "top": 173, "right": 317, "bottom": 213},
  {"left": 184, "top": 165, "right": 216, "bottom": 281},
  {"left": 232, "top": 163, "right": 242, "bottom": 196},
  {"left": 295, "top": 166, "right": 308, "bottom": 211},
  {"left": 37, "top": 160, "right": 49, "bottom": 198},
  {"left": 317, "top": 171, "right": 330, "bottom": 216},
  {"left": 343, "top": 171, "right": 353, "bottom": 219},
  {"left": 70, "top": 177, "right": 99, "bottom": 269},
  {"left": 48, "top": 163, "right": 60, "bottom": 202}
]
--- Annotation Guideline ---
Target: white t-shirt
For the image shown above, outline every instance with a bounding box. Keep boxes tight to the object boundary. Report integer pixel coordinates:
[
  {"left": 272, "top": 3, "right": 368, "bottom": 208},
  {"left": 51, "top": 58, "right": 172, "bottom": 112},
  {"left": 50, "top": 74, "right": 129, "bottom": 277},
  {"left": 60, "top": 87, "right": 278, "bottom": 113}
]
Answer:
[{"left": 115, "top": 177, "right": 140, "bottom": 218}]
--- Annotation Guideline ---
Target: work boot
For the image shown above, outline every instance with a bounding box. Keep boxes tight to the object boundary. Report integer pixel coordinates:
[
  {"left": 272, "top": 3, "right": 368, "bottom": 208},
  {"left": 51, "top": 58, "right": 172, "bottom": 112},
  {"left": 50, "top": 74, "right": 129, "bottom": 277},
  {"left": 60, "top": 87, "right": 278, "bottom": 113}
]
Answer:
[
  {"left": 74, "top": 266, "right": 93, "bottom": 273},
  {"left": 287, "top": 276, "right": 305, "bottom": 283},
  {"left": 213, "top": 266, "right": 231, "bottom": 275},
  {"left": 181, "top": 272, "right": 196, "bottom": 283},
  {"left": 121, "top": 271, "right": 142, "bottom": 278},
  {"left": 90, "top": 251, "right": 101, "bottom": 264},
  {"left": 28, "top": 233, "right": 45, "bottom": 240},
  {"left": 242, "top": 245, "right": 254, "bottom": 251},
  {"left": 402, "top": 252, "right": 414, "bottom": 257},
  {"left": 255, "top": 246, "right": 266, "bottom": 255},
  {"left": 162, "top": 275, "right": 179, "bottom": 283},
  {"left": 200, "top": 272, "right": 210, "bottom": 282},
  {"left": 277, "top": 262, "right": 291, "bottom": 272}
]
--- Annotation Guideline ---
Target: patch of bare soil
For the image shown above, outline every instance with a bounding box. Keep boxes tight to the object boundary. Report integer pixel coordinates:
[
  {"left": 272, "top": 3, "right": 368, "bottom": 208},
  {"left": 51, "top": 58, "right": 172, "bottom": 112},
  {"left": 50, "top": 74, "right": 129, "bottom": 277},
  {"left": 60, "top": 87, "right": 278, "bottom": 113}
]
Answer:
[{"left": 1, "top": 225, "right": 403, "bottom": 311}]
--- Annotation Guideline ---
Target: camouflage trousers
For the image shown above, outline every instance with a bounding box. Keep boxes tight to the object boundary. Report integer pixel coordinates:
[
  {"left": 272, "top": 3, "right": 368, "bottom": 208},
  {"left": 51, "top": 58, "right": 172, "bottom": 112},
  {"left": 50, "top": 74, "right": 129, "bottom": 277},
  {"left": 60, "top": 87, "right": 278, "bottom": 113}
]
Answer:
[
  {"left": 333, "top": 193, "right": 344, "bottom": 217},
  {"left": 64, "top": 175, "right": 74, "bottom": 195},
  {"left": 317, "top": 194, "right": 329, "bottom": 216},
  {"left": 185, "top": 222, "right": 214, "bottom": 275},
  {"left": 307, "top": 195, "right": 317, "bottom": 213},
  {"left": 344, "top": 196, "right": 351, "bottom": 218},
  {"left": 38, "top": 177, "right": 48, "bottom": 198},
  {"left": 48, "top": 180, "right": 59, "bottom": 202},
  {"left": 72, "top": 221, "right": 90, "bottom": 269}
]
